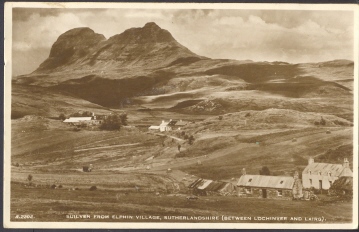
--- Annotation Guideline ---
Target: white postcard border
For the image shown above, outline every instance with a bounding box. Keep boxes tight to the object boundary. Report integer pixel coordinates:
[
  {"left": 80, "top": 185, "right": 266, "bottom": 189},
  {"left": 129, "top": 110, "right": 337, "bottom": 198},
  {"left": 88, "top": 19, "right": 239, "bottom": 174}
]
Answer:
[{"left": 3, "top": 2, "right": 359, "bottom": 229}]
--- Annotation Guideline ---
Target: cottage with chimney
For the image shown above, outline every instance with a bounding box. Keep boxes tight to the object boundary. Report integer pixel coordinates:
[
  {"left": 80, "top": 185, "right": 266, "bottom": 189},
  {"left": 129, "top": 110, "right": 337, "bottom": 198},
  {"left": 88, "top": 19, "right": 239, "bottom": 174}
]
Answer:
[
  {"left": 237, "top": 168, "right": 300, "bottom": 200},
  {"left": 149, "top": 119, "right": 187, "bottom": 132},
  {"left": 302, "top": 157, "right": 353, "bottom": 192},
  {"left": 159, "top": 119, "right": 177, "bottom": 132}
]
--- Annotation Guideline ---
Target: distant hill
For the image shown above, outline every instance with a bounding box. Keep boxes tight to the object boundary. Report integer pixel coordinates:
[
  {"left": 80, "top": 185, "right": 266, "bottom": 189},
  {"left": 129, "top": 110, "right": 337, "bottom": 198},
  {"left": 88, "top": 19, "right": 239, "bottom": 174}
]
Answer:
[
  {"left": 12, "top": 22, "right": 354, "bottom": 118},
  {"left": 33, "top": 22, "right": 204, "bottom": 74}
]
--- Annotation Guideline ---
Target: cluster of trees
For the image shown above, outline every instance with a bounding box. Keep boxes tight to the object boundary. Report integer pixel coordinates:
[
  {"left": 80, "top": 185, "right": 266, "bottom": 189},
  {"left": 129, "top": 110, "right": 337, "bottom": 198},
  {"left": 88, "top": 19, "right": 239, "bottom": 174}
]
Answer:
[
  {"left": 259, "top": 166, "right": 270, "bottom": 175},
  {"left": 99, "top": 113, "right": 128, "bottom": 131},
  {"left": 71, "top": 111, "right": 93, "bottom": 117},
  {"left": 59, "top": 111, "right": 94, "bottom": 120},
  {"left": 180, "top": 131, "right": 195, "bottom": 145}
]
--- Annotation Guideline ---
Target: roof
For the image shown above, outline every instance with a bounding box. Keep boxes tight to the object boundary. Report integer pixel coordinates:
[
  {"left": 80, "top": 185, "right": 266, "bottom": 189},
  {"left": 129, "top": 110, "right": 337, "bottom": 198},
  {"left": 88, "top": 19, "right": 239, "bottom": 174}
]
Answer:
[
  {"left": 303, "top": 163, "right": 353, "bottom": 177},
  {"left": 175, "top": 120, "right": 187, "bottom": 126},
  {"left": 197, "top": 179, "right": 213, "bottom": 190},
  {"left": 188, "top": 178, "right": 236, "bottom": 193},
  {"left": 148, "top": 126, "right": 160, "bottom": 130},
  {"left": 160, "top": 120, "right": 177, "bottom": 127},
  {"left": 237, "top": 175, "right": 294, "bottom": 190},
  {"left": 63, "top": 117, "right": 92, "bottom": 123}
]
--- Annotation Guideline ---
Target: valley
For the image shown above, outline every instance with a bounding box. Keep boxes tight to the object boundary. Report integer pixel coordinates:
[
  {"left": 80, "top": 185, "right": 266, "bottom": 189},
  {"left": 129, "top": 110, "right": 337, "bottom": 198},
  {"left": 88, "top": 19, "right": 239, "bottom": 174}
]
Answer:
[{"left": 9, "top": 22, "right": 354, "bottom": 223}]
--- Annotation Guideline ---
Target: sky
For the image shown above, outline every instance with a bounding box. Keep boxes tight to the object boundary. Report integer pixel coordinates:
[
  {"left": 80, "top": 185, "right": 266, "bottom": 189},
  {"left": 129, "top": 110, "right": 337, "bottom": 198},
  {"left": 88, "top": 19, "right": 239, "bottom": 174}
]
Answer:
[{"left": 12, "top": 8, "right": 354, "bottom": 76}]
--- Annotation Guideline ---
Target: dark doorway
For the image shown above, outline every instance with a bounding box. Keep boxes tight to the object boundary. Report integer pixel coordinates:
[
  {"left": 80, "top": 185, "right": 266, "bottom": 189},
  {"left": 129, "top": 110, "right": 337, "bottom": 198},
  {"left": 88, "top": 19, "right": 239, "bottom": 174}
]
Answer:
[
  {"left": 319, "top": 180, "right": 323, "bottom": 194},
  {"left": 262, "top": 189, "right": 267, "bottom": 198}
]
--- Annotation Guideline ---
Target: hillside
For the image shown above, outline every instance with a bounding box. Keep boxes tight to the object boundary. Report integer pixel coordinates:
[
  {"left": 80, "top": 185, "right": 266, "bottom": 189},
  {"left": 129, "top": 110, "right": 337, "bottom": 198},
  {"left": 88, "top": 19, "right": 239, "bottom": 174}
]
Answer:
[
  {"left": 23, "top": 22, "right": 204, "bottom": 78},
  {"left": 12, "top": 22, "right": 353, "bottom": 118}
]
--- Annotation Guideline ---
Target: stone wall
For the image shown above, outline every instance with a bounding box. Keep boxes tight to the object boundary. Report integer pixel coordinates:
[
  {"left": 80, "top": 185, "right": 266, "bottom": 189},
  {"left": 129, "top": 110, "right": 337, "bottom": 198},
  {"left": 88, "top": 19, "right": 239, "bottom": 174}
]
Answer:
[{"left": 238, "top": 187, "right": 292, "bottom": 200}]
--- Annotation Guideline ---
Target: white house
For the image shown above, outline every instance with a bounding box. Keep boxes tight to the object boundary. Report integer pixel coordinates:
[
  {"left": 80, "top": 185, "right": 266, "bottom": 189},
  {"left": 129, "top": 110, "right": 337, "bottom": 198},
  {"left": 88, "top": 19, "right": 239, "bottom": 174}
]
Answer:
[
  {"left": 302, "top": 157, "right": 353, "bottom": 190},
  {"left": 63, "top": 117, "right": 92, "bottom": 123},
  {"left": 149, "top": 119, "right": 187, "bottom": 132},
  {"left": 159, "top": 119, "right": 177, "bottom": 132},
  {"left": 148, "top": 125, "right": 160, "bottom": 130}
]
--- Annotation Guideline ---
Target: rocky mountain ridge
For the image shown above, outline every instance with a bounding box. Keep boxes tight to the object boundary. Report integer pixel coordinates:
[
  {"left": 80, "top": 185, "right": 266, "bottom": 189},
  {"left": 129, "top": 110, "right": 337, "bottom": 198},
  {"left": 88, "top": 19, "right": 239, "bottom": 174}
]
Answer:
[{"left": 33, "top": 22, "right": 204, "bottom": 74}]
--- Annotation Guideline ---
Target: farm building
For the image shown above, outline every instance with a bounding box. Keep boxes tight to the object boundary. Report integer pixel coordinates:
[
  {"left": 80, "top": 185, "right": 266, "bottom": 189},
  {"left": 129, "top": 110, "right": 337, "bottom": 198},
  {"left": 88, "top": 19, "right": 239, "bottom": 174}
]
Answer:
[
  {"left": 149, "top": 119, "right": 188, "bottom": 132},
  {"left": 302, "top": 157, "right": 353, "bottom": 192},
  {"left": 188, "top": 178, "right": 237, "bottom": 196},
  {"left": 159, "top": 119, "right": 177, "bottom": 132},
  {"left": 63, "top": 117, "right": 92, "bottom": 123},
  {"left": 63, "top": 117, "right": 101, "bottom": 126},
  {"left": 237, "top": 169, "right": 298, "bottom": 200},
  {"left": 148, "top": 125, "right": 160, "bottom": 130},
  {"left": 172, "top": 120, "right": 188, "bottom": 130}
]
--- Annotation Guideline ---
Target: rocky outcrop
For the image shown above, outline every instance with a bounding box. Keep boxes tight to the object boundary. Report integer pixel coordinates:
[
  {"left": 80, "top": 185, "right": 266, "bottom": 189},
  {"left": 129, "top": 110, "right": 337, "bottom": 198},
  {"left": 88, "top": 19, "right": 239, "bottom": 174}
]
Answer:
[{"left": 33, "top": 22, "right": 203, "bottom": 73}]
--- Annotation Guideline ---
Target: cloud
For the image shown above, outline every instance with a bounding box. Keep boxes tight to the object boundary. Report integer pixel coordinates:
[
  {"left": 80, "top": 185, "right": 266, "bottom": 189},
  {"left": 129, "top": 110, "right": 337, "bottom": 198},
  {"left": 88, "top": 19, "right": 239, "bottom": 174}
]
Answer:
[
  {"left": 124, "top": 10, "right": 164, "bottom": 19},
  {"left": 11, "top": 8, "right": 354, "bottom": 76},
  {"left": 13, "top": 12, "right": 86, "bottom": 50}
]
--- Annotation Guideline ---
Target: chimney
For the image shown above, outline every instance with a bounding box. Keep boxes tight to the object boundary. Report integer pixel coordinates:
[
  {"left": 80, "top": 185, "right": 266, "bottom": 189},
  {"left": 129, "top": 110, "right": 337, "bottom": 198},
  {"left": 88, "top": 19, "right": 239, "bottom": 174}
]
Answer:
[
  {"left": 162, "top": 120, "right": 164, "bottom": 124},
  {"left": 343, "top": 158, "right": 349, "bottom": 168},
  {"left": 242, "top": 168, "right": 246, "bottom": 176},
  {"left": 308, "top": 157, "right": 314, "bottom": 165}
]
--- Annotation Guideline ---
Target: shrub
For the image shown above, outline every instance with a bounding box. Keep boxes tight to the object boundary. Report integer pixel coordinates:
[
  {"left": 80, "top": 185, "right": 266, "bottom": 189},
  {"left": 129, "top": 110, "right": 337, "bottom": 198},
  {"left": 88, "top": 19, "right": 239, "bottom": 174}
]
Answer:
[
  {"left": 100, "top": 114, "right": 122, "bottom": 130},
  {"left": 259, "top": 166, "right": 270, "bottom": 175},
  {"left": 245, "top": 112, "right": 251, "bottom": 117},
  {"left": 188, "top": 135, "right": 195, "bottom": 145},
  {"left": 70, "top": 111, "right": 93, "bottom": 117},
  {"left": 58, "top": 185, "right": 63, "bottom": 188},
  {"left": 27, "top": 174, "right": 33, "bottom": 182},
  {"left": 90, "top": 186, "right": 97, "bottom": 191},
  {"left": 320, "top": 117, "right": 326, "bottom": 126},
  {"left": 59, "top": 113, "right": 66, "bottom": 120},
  {"left": 120, "top": 113, "right": 128, "bottom": 126},
  {"left": 218, "top": 115, "right": 223, "bottom": 120},
  {"left": 50, "top": 184, "right": 57, "bottom": 189}
]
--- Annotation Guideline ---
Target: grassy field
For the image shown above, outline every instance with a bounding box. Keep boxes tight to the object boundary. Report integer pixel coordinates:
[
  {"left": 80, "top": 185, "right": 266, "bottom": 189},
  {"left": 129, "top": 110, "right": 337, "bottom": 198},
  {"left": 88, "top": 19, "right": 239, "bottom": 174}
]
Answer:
[
  {"left": 10, "top": 98, "right": 354, "bottom": 224},
  {"left": 11, "top": 182, "right": 352, "bottom": 223}
]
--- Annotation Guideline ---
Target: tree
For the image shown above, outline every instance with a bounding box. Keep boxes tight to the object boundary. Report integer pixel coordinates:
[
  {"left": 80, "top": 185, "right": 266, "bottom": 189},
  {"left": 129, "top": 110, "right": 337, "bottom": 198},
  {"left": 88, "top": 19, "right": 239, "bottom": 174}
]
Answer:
[
  {"left": 188, "top": 135, "right": 195, "bottom": 145},
  {"left": 178, "top": 144, "right": 181, "bottom": 152},
  {"left": 119, "top": 113, "right": 128, "bottom": 126},
  {"left": 70, "top": 111, "right": 93, "bottom": 117},
  {"left": 59, "top": 113, "right": 66, "bottom": 120},
  {"left": 99, "top": 114, "right": 122, "bottom": 130},
  {"left": 259, "top": 166, "right": 270, "bottom": 175},
  {"left": 27, "top": 174, "right": 33, "bottom": 186}
]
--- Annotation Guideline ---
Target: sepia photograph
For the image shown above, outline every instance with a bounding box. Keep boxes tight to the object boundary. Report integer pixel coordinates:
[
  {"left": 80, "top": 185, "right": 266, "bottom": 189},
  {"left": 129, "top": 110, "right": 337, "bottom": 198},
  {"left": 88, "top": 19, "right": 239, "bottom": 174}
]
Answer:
[{"left": 3, "top": 2, "right": 358, "bottom": 229}]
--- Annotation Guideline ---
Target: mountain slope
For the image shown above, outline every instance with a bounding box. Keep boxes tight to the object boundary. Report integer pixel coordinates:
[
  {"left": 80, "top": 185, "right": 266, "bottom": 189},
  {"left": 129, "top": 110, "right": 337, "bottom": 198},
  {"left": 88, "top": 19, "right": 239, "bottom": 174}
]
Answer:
[{"left": 32, "top": 22, "right": 204, "bottom": 74}]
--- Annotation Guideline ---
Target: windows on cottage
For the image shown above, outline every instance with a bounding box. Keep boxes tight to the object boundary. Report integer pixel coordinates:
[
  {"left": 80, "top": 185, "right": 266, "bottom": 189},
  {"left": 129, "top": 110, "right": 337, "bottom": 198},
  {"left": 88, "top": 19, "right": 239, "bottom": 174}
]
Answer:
[
  {"left": 245, "top": 187, "right": 252, "bottom": 194},
  {"left": 277, "top": 190, "right": 283, "bottom": 196}
]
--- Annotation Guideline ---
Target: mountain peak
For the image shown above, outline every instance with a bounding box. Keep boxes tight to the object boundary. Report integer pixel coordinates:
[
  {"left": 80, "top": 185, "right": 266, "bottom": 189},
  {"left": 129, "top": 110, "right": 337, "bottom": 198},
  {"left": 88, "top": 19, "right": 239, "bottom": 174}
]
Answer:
[
  {"left": 143, "top": 22, "right": 161, "bottom": 30},
  {"left": 34, "top": 23, "right": 202, "bottom": 73}
]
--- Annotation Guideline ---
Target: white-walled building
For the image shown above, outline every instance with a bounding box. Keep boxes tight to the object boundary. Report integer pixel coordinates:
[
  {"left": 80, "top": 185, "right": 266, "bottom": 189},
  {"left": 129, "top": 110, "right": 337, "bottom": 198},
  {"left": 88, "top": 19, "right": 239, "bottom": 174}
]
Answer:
[{"left": 302, "top": 157, "right": 353, "bottom": 190}]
